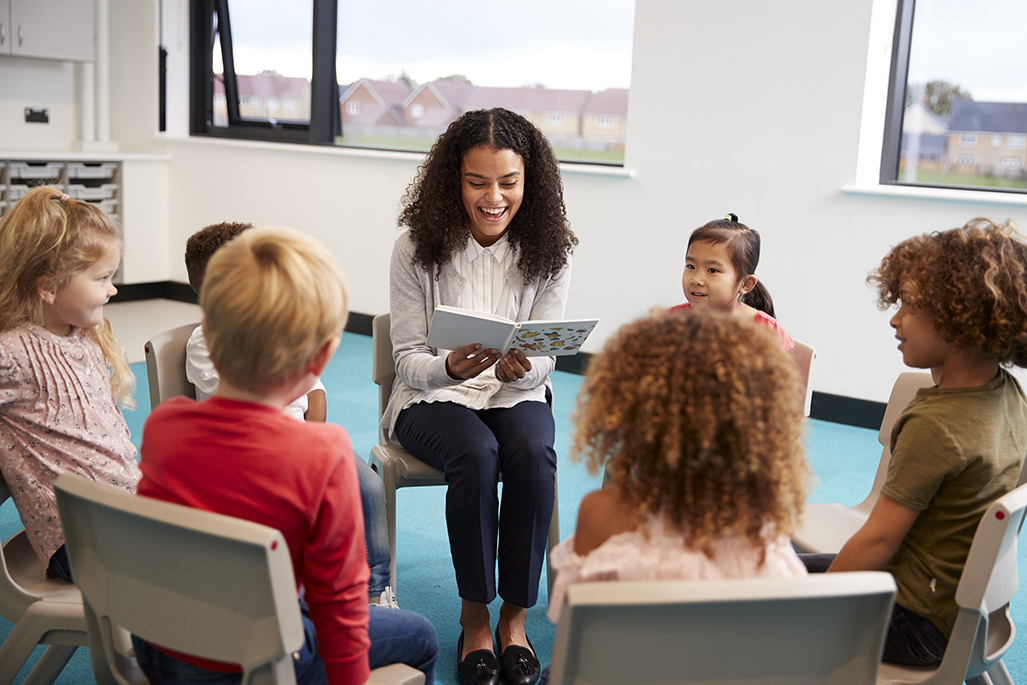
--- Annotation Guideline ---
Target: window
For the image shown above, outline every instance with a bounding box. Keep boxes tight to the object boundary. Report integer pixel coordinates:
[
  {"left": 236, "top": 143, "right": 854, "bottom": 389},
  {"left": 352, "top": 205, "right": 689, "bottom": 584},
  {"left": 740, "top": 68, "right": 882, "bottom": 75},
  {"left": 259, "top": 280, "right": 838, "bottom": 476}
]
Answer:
[
  {"left": 884, "top": 0, "right": 1027, "bottom": 192},
  {"left": 192, "top": 0, "right": 635, "bottom": 164}
]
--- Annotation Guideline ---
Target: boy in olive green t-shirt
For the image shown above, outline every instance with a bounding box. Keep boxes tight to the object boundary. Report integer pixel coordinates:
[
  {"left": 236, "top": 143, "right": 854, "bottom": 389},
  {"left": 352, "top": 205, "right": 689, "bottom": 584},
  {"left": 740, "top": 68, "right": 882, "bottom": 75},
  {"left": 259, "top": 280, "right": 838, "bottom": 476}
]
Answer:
[{"left": 812, "top": 219, "right": 1027, "bottom": 667}]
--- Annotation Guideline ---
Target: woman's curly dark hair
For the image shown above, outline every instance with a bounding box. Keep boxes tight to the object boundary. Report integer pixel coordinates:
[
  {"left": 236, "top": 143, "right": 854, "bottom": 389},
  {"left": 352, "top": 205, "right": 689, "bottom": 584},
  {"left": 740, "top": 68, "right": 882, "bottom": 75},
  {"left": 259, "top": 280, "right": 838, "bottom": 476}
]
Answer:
[
  {"left": 869, "top": 218, "right": 1027, "bottom": 367},
  {"left": 398, "top": 108, "right": 577, "bottom": 280},
  {"left": 572, "top": 310, "right": 809, "bottom": 557}
]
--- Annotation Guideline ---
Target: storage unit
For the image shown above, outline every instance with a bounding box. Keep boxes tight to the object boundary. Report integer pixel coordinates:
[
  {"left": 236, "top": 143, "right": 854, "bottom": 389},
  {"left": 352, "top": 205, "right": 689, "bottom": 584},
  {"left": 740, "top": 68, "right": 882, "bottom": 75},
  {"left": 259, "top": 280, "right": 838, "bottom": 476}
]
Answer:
[
  {"left": 1, "top": 160, "right": 118, "bottom": 222},
  {"left": 0, "top": 153, "right": 170, "bottom": 285}
]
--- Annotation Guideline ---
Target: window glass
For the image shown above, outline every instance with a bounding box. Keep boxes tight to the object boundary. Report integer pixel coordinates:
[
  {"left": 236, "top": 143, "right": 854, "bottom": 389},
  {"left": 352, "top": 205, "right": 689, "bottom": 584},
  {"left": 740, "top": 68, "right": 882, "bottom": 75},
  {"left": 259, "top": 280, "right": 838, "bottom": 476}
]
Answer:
[
  {"left": 210, "top": 0, "right": 313, "bottom": 127},
  {"left": 896, "top": 0, "right": 1027, "bottom": 191},
  {"left": 335, "top": 0, "right": 634, "bottom": 164}
]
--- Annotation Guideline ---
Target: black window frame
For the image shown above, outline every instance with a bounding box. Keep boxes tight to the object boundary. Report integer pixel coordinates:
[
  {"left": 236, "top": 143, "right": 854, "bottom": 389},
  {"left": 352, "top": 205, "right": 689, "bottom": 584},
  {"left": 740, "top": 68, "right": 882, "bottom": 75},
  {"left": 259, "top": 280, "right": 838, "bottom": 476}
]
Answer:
[{"left": 189, "top": 0, "right": 340, "bottom": 145}]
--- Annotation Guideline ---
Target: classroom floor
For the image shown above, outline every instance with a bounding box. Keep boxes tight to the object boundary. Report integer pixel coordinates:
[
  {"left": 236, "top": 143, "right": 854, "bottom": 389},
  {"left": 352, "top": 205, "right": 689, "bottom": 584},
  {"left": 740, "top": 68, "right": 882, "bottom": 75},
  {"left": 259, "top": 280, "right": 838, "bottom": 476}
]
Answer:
[{"left": 4, "top": 299, "right": 1027, "bottom": 684}]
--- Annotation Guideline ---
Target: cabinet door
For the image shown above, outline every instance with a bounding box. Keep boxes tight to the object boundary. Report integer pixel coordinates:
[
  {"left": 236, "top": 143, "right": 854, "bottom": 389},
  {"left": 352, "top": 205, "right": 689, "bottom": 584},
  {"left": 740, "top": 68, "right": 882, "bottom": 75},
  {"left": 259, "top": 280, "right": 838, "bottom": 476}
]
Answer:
[
  {"left": 0, "top": 0, "right": 10, "bottom": 55},
  {"left": 10, "top": 0, "right": 94, "bottom": 62}
]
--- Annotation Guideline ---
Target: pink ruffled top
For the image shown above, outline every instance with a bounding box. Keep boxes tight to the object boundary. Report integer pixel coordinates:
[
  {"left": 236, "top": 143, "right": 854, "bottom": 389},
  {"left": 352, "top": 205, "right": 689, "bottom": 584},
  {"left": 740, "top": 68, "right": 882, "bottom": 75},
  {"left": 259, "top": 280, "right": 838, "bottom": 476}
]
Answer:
[{"left": 547, "top": 514, "right": 807, "bottom": 623}]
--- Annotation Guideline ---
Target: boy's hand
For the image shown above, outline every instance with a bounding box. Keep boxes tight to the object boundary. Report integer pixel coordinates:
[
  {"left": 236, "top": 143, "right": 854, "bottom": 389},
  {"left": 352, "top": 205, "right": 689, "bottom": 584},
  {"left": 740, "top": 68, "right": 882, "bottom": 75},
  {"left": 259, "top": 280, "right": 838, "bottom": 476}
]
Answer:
[{"left": 446, "top": 344, "right": 501, "bottom": 380}]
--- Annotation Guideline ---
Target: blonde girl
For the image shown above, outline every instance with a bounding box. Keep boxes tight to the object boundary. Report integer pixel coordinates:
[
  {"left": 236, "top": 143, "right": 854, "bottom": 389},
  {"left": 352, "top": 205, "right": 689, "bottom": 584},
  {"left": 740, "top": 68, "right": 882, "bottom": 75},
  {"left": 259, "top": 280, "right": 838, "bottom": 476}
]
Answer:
[
  {"left": 0, "top": 186, "right": 139, "bottom": 580},
  {"left": 547, "top": 311, "right": 809, "bottom": 624}
]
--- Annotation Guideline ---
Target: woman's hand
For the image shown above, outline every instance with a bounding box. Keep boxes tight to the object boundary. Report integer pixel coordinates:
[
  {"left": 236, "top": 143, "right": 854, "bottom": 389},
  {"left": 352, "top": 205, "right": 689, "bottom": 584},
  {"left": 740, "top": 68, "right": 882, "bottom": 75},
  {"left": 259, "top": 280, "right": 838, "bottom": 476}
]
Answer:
[
  {"left": 496, "top": 349, "right": 532, "bottom": 383},
  {"left": 446, "top": 344, "right": 501, "bottom": 380}
]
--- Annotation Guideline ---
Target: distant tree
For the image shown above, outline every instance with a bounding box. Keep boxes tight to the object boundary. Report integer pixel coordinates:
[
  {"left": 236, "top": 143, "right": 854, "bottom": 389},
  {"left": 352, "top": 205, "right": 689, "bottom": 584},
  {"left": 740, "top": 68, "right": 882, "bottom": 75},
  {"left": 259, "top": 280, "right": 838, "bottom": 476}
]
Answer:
[
  {"left": 257, "top": 69, "right": 282, "bottom": 77},
  {"left": 437, "top": 74, "right": 472, "bottom": 85},
  {"left": 383, "top": 70, "right": 419, "bottom": 90},
  {"left": 906, "top": 80, "right": 973, "bottom": 116}
]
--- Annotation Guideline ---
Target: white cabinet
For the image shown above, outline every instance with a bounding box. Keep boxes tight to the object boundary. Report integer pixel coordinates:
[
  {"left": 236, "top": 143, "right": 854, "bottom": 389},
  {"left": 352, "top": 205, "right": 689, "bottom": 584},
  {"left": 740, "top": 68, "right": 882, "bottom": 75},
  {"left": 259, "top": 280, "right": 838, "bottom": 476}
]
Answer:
[{"left": 0, "top": 0, "right": 94, "bottom": 62}]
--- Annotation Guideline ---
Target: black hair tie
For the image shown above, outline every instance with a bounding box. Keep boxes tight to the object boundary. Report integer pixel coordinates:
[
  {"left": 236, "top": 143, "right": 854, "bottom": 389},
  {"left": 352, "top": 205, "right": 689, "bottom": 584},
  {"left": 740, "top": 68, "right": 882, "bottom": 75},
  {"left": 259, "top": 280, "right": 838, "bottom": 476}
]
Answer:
[{"left": 725, "top": 213, "right": 738, "bottom": 222}]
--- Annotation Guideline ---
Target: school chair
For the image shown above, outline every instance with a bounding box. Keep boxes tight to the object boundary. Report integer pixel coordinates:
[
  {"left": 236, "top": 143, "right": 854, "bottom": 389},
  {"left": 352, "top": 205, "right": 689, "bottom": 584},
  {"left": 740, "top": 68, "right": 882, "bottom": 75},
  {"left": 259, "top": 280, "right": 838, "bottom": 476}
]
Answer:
[
  {"left": 791, "top": 371, "right": 934, "bottom": 553},
  {"left": 0, "top": 474, "right": 87, "bottom": 685},
  {"left": 875, "top": 480, "right": 1027, "bottom": 685},
  {"left": 53, "top": 472, "right": 425, "bottom": 685},
  {"left": 143, "top": 322, "right": 199, "bottom": 410},
  {"left": 788, "top": 339, "right": 818, "bottom": 417},
  {"left": 548, "top": 572, "right": 897, "bottom": 685},
  {"left": 368, "top": 313, "right": 560, "bottom": 597}
]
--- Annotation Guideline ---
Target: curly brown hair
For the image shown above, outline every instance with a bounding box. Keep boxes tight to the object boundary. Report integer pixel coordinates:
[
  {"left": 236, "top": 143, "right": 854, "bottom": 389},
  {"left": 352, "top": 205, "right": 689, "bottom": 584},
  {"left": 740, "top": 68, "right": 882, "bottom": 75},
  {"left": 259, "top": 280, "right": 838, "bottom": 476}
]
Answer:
[
  {"left": 185, "top": 222, "right": 254, "bottom": 294},
  {"left": 572, "top": 310, "right": 809, "bottom": 557},
  {"left": 398, "top": 108, "right": 577, "bottom": 280},
  {"left": 869, "top": 218, "right": 1027, "bottom": 367}
]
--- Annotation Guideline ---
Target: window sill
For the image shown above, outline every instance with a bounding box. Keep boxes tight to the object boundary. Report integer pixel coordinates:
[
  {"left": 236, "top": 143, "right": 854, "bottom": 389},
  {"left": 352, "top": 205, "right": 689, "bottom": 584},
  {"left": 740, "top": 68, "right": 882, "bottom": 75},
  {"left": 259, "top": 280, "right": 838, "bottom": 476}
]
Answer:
[
  {"left": 163, "top": 134, "right": 636, "bottom": 178},
  {"left": 841, "top": 183, "right": 1027, "bottom": 207}
]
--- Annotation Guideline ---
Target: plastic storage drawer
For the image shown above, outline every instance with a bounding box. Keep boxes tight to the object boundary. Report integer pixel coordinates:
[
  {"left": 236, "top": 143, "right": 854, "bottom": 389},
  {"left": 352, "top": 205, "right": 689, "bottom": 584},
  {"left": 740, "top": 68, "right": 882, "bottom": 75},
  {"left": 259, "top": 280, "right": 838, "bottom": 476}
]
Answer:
[
  {"left": 67, "top": 183, "right": 119, "bottom": 201},
  {"left": 66, "top": 162, "right": 119, "bottom": 180},
  {"left": 8, "top": 162, "right": 65, "bottom": 179}
]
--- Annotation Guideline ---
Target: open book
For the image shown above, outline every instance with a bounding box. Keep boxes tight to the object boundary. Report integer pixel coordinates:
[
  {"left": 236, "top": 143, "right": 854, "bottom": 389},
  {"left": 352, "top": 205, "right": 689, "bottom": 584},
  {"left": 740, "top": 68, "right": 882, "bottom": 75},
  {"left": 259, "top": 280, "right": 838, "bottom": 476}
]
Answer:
[{"left": 425, "top": 305, "right": 598, "bottom": 357}]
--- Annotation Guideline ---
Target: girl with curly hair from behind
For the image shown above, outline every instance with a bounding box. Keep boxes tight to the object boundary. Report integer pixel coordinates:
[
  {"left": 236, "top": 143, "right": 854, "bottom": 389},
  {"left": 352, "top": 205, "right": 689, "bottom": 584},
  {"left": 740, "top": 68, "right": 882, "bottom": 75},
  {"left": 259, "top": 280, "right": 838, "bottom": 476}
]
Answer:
[
  {"left": 803, "top": 218, "right": 1027, "bottom": 667},
  {"left": 538, "top": 310, "right": 809, "bottom": 683},
  {"left": 385, "top": 108, "right": 576, "bottom": 685}
]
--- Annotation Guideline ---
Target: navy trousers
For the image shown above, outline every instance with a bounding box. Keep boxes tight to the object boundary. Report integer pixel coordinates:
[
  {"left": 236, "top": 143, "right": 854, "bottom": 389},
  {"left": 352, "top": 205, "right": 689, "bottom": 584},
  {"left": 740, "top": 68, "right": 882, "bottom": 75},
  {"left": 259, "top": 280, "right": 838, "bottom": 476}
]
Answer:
[{"left": 395, "top": 399, "right": 557, "bottom": 608}]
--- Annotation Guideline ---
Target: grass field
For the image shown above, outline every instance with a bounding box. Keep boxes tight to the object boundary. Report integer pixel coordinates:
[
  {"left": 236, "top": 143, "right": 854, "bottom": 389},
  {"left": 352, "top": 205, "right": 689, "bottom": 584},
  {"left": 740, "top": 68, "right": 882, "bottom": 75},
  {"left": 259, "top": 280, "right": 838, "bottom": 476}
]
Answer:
[
  {"left": 334, "top": 136, "right": 625, "bottom": 166},
  {"left": 898, "top": 169, "right": 1027, "bottom": 190}
]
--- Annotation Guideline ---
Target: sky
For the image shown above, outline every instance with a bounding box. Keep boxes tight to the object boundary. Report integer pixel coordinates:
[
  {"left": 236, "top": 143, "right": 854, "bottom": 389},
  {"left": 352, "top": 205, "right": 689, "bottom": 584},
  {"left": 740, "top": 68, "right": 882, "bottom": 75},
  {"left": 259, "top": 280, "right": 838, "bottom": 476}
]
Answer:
[
  {"left": 220, "top": 0, "right": 635, "bottom": 92},
  {"left": 906, "top": 0, "right": 1027, "bottom": 102}
]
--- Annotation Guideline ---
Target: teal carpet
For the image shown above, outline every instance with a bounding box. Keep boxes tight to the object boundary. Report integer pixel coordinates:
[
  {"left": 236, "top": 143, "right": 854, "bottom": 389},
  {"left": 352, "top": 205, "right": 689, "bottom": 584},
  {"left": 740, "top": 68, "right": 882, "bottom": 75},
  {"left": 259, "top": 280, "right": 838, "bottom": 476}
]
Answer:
[{"left": 3, "top": 331, "right": 1026, "bottom": 683}]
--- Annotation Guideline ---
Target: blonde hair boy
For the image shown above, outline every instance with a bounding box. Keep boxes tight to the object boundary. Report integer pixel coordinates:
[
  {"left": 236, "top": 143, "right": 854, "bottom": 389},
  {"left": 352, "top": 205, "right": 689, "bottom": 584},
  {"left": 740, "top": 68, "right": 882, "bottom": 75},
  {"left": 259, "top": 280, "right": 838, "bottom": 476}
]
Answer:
[{"left": 200, "top": 226, "right": 349, "bottom": 393}]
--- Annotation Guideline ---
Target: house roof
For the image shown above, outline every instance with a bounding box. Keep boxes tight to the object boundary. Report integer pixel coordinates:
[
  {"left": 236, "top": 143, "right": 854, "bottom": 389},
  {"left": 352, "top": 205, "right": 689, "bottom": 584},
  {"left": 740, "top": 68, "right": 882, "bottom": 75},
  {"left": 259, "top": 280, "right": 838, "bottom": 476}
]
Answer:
[
  {"left": 582, "top": 88, "right": 629, "bottom": 116},
  {"left": 901, "top": 133, "right": 947, "bottom": 156},
  {"left": 214, "top": 73, "right": 309, "bottom": 99},
  {"left": 947, "top": 100, "right": 1027, "bottom": 134},
  {"left": 339, "top": 78, "right": 411, "bottom": 107},
  {"left": 463, "top": 86, "right": 592, "bottom": 113}
]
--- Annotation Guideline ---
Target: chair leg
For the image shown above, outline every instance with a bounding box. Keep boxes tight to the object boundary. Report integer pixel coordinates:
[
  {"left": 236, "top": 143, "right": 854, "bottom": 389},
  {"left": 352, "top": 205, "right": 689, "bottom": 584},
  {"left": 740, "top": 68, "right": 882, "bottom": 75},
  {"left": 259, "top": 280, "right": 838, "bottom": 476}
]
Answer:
[
  {"left": 0, "top": 627, "right": 44, "bottom": 685},
  {"left": 371, "top": 449, "right": 400, "bottom": 595},
  {"left": 546, "top": 473, "right": 560, "bottom": 600},
  {"left": 22, "top": 645, "right": 77, "bottom": 685}
]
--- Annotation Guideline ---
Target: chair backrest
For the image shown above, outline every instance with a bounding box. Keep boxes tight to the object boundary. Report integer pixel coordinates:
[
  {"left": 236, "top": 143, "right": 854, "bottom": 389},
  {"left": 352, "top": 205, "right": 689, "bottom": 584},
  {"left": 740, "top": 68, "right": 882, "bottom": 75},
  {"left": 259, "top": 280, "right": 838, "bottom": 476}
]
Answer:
[
  {"left": 372, "top": 313, "right": 396, "bottom": 444},
  {"left": 943, "top": 481, "right": 1027, "bottom": 680},
  {"left": 788, "top": 339, "right": 817, "bottom": 417},
  {"left": 54, "top": 472, "right": 304, "bottom": 685},
  {"left": 143, "top": 323, "right": 199, "bottom": 411},
  {"left": 549, "top": 572, "right": 896, "bottom": 685},
  {"left": 858, "top": 371, "right": 934, "bottom": 509}
]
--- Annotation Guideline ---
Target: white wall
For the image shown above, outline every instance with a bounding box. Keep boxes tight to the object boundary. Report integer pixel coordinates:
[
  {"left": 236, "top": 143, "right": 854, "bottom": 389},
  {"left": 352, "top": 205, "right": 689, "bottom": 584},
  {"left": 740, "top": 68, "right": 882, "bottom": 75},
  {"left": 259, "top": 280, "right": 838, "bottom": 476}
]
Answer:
[{"left": 12, "top": 0, "right": 1027, "bottom": 405}]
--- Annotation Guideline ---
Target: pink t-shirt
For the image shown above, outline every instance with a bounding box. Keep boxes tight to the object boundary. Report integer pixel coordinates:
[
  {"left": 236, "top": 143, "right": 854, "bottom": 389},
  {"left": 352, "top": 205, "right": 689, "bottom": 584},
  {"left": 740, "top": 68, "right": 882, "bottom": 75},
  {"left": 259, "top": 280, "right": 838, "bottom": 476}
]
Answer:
[
  {"left": 667, "top": 302, "right": 794, "bottom": 351},
  {"left": 0, "top": 324, "right": 139, "bottom": 567},
  {"left": 547, "top": 514, "right": 807, "bottom": 623}
]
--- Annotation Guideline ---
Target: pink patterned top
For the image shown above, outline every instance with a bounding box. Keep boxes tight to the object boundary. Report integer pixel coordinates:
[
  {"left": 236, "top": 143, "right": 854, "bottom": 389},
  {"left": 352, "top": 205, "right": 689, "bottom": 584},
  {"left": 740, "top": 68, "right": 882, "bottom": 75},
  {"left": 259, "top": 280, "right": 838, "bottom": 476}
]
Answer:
[
  {"left": 666, "top": 302, "right": 794, "bottom": 351},
  {"left": 547, "top": 514, "right": 806, "bottom": 623},
  {"left": 0, "top": 324, "right": 139, "bottom": 568}
]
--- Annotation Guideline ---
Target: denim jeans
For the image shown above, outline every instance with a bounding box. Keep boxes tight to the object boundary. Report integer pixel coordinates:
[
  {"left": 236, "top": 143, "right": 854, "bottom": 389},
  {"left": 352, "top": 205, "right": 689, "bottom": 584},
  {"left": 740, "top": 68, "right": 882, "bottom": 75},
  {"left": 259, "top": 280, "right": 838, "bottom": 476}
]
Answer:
[
  {"left": 798, "top": 553, "right": 948, "bottom": 666},
  {"left": 132, "top": 601, "right": 438, "bottom": 685},
  {"left": 356, "top": 455, "right": 392, "bottom": 597}
]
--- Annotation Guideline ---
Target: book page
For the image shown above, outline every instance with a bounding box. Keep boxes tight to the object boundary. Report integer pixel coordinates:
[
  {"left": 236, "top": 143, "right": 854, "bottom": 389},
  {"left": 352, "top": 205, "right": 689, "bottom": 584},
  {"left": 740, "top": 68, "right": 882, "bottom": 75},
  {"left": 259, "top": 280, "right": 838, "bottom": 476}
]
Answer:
[
  {"left": 509, "top": 319, "right": 599, "bottom": 357},
  {"left": 425, "top": 306, "right": 517, "bottom": 351}
]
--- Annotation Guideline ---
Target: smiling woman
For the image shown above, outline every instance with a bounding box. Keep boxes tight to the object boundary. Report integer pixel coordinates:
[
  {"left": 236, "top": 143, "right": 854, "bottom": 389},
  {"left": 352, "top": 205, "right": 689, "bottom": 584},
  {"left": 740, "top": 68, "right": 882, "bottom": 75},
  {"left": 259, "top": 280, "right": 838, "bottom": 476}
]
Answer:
[{"left": 386, "top": 108, "right": 577, "bottom": 685}]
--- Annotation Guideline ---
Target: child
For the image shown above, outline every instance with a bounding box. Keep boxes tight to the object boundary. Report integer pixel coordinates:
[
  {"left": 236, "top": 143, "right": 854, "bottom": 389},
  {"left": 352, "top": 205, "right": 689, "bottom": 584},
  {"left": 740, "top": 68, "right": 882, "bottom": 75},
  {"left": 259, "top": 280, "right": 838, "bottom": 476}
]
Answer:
[
  {"left": 184, "top": 222, "right": 326, "bottom": 421},
  {"left": 0, "top": 186, "right": 140, "bottom": 580},
  {"left": 135, "top": 226, "right": 438, "bottom": 684},
  {"left": 669, "top": 214, "right": 793, "bottom": 350},
  {"left": 807, "top": 218, "right": 1027, "bottom": 667},
  {"left": 540, "top": 311, "right": 809, "bottom": 682},
  {"left": 183, "top": 220, "right": 395, "bottom": 606}
]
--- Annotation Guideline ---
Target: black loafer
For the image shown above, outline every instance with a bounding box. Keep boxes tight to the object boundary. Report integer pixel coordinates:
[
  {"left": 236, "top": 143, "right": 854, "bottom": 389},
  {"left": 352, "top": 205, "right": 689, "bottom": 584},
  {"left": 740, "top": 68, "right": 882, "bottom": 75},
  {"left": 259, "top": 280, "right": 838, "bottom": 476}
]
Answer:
[
  {"left": 457, "top": 631, "right": 501, "bottom": 685},
  {"left": 496, "top": 627, "right": 541, "bottom": 685}
]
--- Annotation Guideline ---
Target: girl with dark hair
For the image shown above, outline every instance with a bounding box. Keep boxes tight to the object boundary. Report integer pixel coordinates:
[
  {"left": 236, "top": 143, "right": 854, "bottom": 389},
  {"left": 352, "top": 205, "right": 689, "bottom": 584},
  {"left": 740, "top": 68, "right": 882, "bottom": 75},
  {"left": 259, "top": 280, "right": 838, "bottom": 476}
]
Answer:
[
  {"left": 668, "top": 214, "right": 793, "bottom": 350},
  {"left": 385, "top": 108, "right": 577, "bottom": 685}
]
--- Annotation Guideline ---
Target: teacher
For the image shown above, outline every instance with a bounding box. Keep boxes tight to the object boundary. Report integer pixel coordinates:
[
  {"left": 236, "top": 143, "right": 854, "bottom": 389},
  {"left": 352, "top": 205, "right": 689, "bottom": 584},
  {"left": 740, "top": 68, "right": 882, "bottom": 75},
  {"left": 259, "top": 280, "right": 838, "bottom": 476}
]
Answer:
[{"left": 383, "top": 108, "right": 577, "bottom": 685}]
